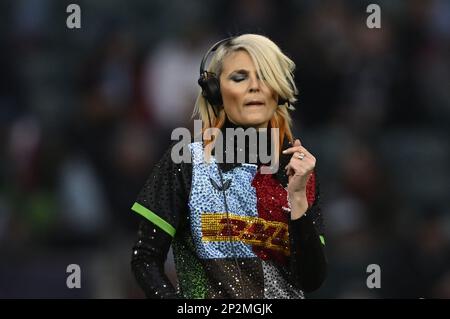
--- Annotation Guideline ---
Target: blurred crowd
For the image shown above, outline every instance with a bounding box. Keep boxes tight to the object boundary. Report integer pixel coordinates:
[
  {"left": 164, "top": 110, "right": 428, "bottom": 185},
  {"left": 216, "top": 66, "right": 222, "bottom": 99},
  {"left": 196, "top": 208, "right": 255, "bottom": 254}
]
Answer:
[{"left": 0, "top": 0, "right": 449, "bottom": 298}]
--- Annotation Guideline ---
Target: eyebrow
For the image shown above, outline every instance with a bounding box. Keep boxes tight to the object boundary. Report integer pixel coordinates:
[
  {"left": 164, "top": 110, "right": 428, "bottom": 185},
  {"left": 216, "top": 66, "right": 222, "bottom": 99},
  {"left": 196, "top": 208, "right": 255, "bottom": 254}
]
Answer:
[{"left": 227, "top": 69, "right": 250, "bottom": 77}]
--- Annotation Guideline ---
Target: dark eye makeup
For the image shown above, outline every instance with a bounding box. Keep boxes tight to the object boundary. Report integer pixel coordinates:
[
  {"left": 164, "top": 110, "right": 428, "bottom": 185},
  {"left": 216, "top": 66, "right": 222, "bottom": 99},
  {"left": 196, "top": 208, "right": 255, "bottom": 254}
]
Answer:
[
  {"left": 228, "top": 69, "right": 262, "bottom": 83},
  {"left": 230, "top": 74, "right": 247, "bottom": 82}
]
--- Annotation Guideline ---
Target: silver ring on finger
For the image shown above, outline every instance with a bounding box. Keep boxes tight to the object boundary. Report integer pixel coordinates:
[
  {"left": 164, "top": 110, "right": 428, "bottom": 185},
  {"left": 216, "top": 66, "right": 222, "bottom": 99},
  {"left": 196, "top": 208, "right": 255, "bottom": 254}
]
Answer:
[{"left": 296, "top": 152, "right": 306, "bottom": 160}]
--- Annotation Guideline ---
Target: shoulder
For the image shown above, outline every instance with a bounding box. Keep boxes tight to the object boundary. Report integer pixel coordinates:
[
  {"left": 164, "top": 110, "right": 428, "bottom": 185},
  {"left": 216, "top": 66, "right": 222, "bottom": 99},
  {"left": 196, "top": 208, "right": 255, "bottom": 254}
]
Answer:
[{"left": 156, "top": 139, "right": 195, "bottom": 168}]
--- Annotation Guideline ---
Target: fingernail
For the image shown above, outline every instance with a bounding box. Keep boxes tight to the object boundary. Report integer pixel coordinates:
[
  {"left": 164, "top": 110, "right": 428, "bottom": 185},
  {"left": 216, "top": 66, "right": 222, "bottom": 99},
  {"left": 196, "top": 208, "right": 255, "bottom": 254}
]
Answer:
[{"left": 282, "top": 150, "right": 287, "bottom": 154}]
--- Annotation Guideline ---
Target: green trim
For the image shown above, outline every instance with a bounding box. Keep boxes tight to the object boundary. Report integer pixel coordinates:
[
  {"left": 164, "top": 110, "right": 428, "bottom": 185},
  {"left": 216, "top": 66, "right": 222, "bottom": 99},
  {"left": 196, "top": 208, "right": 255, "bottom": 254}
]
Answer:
[
  {"left": 131, "top": 202, "right": 176, "bottom": 237},
  {"left": 319, "top": 235, "right": 325, "bottom": 246}
]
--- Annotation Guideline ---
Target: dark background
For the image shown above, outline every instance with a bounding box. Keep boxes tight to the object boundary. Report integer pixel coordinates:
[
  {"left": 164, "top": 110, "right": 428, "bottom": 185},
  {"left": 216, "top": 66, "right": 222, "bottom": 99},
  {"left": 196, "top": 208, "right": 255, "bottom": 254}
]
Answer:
[{"left": 0, "top": 0, "right": 449, "bottom": 298}]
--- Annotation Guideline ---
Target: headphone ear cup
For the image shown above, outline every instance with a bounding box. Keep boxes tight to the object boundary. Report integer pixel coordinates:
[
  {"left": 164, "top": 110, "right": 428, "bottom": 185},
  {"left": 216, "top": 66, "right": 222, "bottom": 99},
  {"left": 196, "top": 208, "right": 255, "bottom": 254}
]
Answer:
[
  {"left": 278, "top": 97, "right": 287, "bottom": 106},
  {"left": 201, "top": 76, "right": 222, "bottom": 107}
]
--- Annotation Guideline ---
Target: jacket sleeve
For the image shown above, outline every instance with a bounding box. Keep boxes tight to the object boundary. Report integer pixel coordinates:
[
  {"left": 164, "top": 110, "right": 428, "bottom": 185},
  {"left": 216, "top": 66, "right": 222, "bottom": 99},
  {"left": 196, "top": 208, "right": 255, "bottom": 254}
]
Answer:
[
  {"left": 130, "top": 142, "right": 192, "bottom": 298},
  {"left": 288, "top": 169, "right": 327, "bottom": 293},
  {"left": 131, "top": 217, "right": 180, "bottom": 298}
]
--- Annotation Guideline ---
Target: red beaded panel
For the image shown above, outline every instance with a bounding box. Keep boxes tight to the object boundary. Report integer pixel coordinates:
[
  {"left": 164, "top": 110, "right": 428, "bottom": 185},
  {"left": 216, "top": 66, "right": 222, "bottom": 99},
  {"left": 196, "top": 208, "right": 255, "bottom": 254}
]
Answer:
[{"left": 250, "top": 169, "right": 316, "bottom": 264}]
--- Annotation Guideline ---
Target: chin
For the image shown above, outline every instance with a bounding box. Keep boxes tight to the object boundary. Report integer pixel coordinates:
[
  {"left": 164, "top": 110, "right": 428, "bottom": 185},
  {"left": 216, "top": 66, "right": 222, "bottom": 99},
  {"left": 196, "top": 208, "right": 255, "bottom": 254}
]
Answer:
[{"left": 241, "top": 118, "right": 269, "bottom": 128}]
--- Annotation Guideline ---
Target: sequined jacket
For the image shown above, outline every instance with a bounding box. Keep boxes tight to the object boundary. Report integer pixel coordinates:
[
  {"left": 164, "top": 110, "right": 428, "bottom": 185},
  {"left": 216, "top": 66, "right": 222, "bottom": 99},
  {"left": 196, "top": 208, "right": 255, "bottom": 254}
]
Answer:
[{"left": 131, "top": 120, "right": 327, "bottom": 299}]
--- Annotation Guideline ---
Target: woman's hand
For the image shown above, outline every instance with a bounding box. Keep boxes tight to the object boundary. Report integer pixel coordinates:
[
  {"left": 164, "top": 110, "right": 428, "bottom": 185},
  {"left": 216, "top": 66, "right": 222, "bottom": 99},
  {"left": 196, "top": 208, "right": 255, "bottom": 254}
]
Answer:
[{"left": 282, "top": 139, "right": 316, "bottom": 219}]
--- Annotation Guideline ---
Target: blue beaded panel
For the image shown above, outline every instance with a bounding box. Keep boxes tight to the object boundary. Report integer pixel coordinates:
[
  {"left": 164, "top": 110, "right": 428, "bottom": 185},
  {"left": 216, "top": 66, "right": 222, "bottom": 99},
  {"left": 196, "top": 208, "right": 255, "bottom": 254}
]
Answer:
[{"left": 188, "top": 142, "right": 258, "bottom": 259}]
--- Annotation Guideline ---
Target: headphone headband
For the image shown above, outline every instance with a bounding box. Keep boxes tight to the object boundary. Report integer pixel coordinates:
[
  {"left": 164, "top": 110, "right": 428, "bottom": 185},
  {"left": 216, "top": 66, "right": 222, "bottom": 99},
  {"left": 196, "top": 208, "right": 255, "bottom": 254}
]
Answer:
[{"left": 199, "top": 37, "right": 234, "bottom": 76}]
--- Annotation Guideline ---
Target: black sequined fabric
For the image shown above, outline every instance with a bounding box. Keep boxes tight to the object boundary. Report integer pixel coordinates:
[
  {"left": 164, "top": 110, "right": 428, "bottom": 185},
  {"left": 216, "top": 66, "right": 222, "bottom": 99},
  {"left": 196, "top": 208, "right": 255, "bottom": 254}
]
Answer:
[{"left": 131, "top": 119, "right": 327, "bottom": 299}]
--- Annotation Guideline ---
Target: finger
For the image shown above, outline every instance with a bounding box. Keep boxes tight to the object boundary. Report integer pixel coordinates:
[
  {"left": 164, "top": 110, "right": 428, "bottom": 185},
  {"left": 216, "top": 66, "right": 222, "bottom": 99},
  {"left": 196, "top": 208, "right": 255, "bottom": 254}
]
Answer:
[
  {"left": 282, "top": 145, "right": 314, "bottom": 158},
  {"left": 293, "top": 151, "right": 307, "bottom": 161},
  {"left": 286, "top": 157, "right": 315, "bottom": 174},
  {"left": 285, "top": 153, "right": 312, "bottom": 168},
  {"left": 293, "top": 152, "right": 317, "bottom": 164},
  {"left": 285, "top": 157, "right": 308, "bottom": 172},
  {"left": 285, "top": 162, "right": 294, "bottom": 175},
  {"left": 286, "top": 164, "right": 295, "bottom": 177}
]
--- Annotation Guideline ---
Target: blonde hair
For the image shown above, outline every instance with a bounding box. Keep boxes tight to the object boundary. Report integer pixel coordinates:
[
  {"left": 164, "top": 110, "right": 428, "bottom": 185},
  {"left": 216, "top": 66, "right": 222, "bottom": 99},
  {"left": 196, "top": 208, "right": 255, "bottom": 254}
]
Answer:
[{"left": 192, "top": 33, "right": 298, "bottom": 150}]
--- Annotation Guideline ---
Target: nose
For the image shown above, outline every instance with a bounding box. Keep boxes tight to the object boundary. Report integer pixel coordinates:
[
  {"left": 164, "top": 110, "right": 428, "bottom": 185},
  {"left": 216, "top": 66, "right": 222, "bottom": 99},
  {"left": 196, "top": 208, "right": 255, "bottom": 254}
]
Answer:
[{"left": 248, "top": 73, "right": 261, "bottom": 93}]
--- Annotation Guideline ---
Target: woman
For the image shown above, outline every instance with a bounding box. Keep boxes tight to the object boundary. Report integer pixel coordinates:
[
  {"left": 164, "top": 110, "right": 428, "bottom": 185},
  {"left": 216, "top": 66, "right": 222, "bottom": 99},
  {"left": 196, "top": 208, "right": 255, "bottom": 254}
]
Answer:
[{"left": 131, "top": 34, "right": 327, "bottom": 299}]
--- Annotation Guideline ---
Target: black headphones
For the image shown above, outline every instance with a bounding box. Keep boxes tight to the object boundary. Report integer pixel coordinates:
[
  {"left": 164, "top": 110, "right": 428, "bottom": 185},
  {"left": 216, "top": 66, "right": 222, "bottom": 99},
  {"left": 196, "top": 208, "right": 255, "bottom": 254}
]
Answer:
[{"left": 198, "top": 37, "right": 289, "bottom": 109}]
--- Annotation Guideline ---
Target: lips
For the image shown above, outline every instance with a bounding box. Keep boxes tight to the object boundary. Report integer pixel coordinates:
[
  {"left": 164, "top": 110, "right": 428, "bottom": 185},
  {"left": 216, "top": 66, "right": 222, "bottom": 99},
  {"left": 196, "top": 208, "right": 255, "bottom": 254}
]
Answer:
[{"left": 244, "top": 100, "right": 265, "bottom": 106}]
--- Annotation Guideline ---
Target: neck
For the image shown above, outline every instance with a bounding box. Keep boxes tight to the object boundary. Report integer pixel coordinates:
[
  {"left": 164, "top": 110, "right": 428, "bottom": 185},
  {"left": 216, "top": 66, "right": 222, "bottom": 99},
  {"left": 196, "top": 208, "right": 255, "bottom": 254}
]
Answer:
[
  {"left": 223, "top": 116, "right": 270, "bottom": 131},
  {"left": 214, "top": 115, "right": 272, "bottom": 166}
]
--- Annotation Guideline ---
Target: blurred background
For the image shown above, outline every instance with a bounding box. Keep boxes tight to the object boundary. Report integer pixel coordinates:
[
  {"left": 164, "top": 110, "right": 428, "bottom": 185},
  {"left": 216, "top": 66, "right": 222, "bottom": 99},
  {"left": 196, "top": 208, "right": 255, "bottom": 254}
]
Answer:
[{"left": 0, "top": 0, "right": 449, "bottom": 298}]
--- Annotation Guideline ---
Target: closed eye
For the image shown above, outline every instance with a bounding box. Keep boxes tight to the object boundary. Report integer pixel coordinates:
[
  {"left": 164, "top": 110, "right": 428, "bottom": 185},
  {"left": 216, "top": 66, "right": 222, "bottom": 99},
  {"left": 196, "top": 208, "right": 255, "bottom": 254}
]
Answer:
[
  {"left": 229, "top": 69, "right": 250, "bottom": 82},
  {"left": 230, "top": 74, "right": 247, "bottom": 82}
]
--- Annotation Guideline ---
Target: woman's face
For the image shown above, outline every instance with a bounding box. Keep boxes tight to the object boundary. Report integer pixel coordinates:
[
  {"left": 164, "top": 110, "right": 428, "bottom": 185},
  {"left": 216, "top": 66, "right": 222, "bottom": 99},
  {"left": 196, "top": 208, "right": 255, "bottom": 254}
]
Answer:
[{"left": 219, "top": 50, "right": 278, "bottom": 129}]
